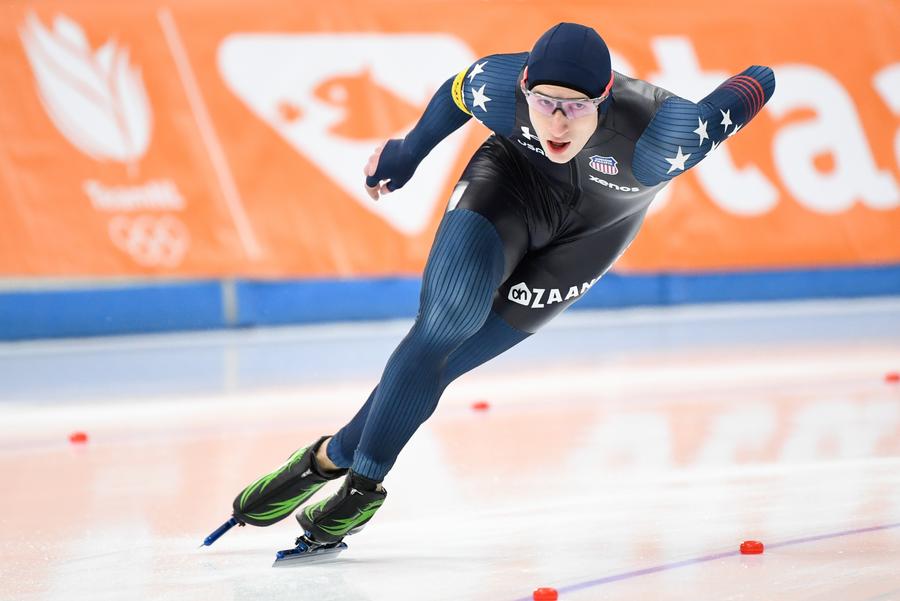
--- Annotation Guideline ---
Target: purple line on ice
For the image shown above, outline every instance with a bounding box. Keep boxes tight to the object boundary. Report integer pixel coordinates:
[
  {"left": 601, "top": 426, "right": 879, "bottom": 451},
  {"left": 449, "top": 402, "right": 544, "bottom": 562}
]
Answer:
[{"left": 511, "top": 522, "right": 900, "bottom": 601}]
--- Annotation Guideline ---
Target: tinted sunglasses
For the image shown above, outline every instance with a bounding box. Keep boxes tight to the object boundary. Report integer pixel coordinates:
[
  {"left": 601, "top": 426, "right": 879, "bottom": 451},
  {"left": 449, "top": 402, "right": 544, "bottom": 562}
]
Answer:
[{"left": 521, "top": 68, "right": 614, "bottom": 119}]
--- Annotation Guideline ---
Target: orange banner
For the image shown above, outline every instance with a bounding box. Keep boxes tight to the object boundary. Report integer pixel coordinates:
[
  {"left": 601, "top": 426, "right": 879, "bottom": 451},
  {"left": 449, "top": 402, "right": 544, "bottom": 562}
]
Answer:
[{"left": 0, "top": 1, "right": 898, "bottom": 277}]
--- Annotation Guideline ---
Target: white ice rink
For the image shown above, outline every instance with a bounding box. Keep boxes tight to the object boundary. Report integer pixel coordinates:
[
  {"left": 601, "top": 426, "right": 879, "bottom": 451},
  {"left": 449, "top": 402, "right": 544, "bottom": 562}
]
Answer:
[{"left": 2, "top": 298, "right": 900, "bottom": 601}]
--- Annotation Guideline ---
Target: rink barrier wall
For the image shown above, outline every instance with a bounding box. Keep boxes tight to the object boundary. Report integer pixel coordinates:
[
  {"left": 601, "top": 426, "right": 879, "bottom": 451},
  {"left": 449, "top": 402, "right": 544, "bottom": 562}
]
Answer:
[
  {"left": 0, "top": 282, "right": 225, "bottom": 340},
  {"left": 1, "top": 264, "right": 899, "bottom": 341}
]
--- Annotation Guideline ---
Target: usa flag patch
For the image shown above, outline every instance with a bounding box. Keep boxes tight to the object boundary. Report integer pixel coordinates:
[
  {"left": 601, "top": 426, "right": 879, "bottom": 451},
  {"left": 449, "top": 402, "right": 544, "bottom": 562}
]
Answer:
[{"left": 589, "top": 155, "right": 619, "bottom": 175}]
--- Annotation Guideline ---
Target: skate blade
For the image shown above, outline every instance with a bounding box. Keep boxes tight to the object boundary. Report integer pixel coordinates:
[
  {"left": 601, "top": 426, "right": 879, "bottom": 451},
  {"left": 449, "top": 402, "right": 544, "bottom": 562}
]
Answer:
[
  {"left": 201, "top": 517, "right": 242, "bottom": 547},
  {"left": 272, "top": 541, "right": 348, "bottom": 567}
]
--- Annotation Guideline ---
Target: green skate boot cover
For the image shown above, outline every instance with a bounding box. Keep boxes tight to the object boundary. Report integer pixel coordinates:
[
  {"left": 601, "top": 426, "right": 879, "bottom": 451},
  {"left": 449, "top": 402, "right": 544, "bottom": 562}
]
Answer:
[
  {"left": 233, "top": 436, "right": 347, "bottom": 527},
  {"left": 296, "top": 471, "right": 387, "bottom": 543}
]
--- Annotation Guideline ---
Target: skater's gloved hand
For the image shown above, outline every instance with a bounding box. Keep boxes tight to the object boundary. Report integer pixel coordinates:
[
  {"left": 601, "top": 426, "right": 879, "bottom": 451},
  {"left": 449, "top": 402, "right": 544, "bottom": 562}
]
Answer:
[{"left": 364, "top": 139, "right": 416, "bottom": 201}]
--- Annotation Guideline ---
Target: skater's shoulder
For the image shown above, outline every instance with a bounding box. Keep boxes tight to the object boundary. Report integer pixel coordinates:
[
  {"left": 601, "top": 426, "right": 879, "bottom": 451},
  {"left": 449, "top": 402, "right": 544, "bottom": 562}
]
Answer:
[
  {"left": 604, "top": 71, "right": 676, "bottom": 142},
  {"left": 457, "top": 52, "right": 528, "bottom": 87},
  {"left": 452, "top": 52, "right": 526, "bottom": 135}
]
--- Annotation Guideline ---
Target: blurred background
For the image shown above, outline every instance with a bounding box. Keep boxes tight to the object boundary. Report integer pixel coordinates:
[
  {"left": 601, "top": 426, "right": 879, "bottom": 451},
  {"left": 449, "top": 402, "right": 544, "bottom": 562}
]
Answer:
[{"left": 0, "top": 0, "right": 897, "bottom": 341}]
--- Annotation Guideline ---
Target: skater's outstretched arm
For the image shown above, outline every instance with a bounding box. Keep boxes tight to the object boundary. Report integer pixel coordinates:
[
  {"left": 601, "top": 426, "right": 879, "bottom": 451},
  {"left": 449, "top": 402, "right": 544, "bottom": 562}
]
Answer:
[
  {"left": 363, "top": 75, "right": 472, "bottom": 199},
  {"left": 632, "top": 65, "right": 776, "bottom": 186},
  {"left": 364, "top": 53, "right": 527, "bottom": 200}
]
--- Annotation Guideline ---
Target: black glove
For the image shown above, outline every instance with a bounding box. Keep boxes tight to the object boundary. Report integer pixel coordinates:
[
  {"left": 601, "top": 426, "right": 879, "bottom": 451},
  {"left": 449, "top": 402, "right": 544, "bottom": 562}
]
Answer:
[{"left": 364, "top": 138, "right": 418, "bottom": 192}]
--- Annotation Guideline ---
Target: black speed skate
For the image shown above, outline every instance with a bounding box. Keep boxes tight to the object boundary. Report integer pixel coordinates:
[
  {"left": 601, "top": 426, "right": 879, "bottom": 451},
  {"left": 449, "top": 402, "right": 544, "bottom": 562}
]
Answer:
[
  {"left": 201, "top": 436, "right": 347, "bottom": 547},
  {"left": 233, "top": 436, "right": 348, "bottom": 526},
  {"left": 272, "top": 471, "right": 387, "bottom": 566}
]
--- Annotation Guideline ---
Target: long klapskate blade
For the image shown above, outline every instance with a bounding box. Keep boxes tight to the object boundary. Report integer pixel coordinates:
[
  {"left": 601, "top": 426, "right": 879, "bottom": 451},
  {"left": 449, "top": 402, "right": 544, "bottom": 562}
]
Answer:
[
  {"left": 272, "top": 542, "right": 347, "bottom": 567},
  {"left": 201, "top": 517, "right": 241, "bottom": 548}
]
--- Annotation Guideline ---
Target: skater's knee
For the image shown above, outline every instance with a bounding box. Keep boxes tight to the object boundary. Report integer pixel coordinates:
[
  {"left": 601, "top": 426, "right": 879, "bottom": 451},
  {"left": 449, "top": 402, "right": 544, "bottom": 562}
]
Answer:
[
  {"left": 418, "top": 210, "right": 506, "bottom": 336},
  {"left": 416, "top": 294, "right": 487, "bottom": 343}
]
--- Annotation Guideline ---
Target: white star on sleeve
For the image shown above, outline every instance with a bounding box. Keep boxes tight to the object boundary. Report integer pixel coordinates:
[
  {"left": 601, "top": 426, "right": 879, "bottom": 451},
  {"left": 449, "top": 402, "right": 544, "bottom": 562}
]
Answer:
[
  {"left": 720, "top": 109, "right": 733, "bottom": 133},
  {"left": 693, "top": 117, "right": 709, "bottom": 146},
  {"left": 709, "top": 139, "right": 720, "bottom": 153},
  {"left": 665, "top": 146, "right": 691, "bottom": 174},
  {"left": 727, "top": 123, "right": 743, "bottom": 138},
  {"left": 467, "top": 61, "right": 487, "bottom": 82},
  {"left": 471, "top": 84, "right": 491, "bottom": 112}
]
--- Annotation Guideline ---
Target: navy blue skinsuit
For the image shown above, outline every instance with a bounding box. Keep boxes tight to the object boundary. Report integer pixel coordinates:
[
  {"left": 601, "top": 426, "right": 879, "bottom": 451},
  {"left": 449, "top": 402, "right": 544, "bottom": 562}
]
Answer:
[{"left": 327, "top": 53, "right": 776, "bottom": 481}]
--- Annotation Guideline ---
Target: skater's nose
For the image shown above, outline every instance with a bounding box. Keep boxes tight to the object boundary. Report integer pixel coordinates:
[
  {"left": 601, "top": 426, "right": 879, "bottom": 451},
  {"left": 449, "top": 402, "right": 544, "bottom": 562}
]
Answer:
[{"left": 549, "top": 111, "right": 568, "bottom": 135}]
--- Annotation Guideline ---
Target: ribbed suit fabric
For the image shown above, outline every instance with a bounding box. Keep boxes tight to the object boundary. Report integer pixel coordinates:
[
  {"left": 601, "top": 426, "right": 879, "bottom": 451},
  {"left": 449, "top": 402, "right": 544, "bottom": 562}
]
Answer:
[
  {"left": 327, "top": 209, "right": 518, "bottom": 481},
  {"left": 328, "top": 309, "right": 530, "bottom": 470}
]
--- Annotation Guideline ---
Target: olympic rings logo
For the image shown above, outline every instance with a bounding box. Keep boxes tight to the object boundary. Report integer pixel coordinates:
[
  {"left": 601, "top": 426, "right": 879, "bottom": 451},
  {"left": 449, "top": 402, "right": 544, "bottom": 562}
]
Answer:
[{"left": 108, "top": 214, "right": 190, "bottom": 268}]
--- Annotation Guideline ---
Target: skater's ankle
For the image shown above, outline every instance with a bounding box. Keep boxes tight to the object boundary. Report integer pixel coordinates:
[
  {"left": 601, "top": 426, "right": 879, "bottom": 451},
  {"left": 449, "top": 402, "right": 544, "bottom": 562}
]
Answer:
[
  {"left": 316, "top": 437, "right": 342, "bottom": 474},
  {"left": 348, "top": 471, "right": 386, "bottom": 494}
]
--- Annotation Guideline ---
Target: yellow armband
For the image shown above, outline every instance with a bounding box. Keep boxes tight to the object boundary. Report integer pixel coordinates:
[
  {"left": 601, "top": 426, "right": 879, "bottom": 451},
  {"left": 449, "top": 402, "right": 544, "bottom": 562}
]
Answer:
[{"left": 451, "top": 68, "right": 473, "bottom": 116}]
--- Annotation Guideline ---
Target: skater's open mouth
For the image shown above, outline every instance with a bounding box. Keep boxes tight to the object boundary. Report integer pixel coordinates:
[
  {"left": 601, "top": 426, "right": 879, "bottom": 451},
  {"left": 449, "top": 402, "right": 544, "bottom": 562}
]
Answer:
[{"left": 546, "top": 140, "right": 570, "bottom": 153}]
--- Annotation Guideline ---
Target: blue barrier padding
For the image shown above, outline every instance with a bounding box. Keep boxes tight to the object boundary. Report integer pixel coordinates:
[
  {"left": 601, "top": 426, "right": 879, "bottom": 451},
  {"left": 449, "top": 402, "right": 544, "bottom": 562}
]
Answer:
[
  {"left": 235, "top": 278, "right": 421, "bottom": 326},
  {"left": 1, "top": 264, "right": 898, "bottom": 340},
  {"left": 0, "top": 282, "right": 224, "bottom": 341},
  {"left": 575, "top": 263, "right": 900, "bottom": 308},
  {"left": 237, "top": 263, "right": 900, "bottom": 326}
]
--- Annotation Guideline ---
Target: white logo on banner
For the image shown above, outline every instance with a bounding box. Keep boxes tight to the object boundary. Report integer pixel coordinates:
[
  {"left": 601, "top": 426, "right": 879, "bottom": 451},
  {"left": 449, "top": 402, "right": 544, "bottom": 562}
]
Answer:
[
  {"left": 82, "top": 179, "right": 185, "bottom": 212},
  {"left": 218, "top": 34, "right": 475, "bottom": 235},
  {"left": 19, "top": 12, "right": 152, "bottom": 165},
  {"left": 108, "top": 215, "right": 190, "bottom": 268},
  {"left": 20, "top": 12, "right": 192, "bottom": 269}
]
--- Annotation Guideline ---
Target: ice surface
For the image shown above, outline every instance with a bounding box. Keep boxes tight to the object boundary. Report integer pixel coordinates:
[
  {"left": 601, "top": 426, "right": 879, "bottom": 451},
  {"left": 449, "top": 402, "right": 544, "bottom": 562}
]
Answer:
[{"left": 2, "top": 298, "right": 899, "bottom": 601}]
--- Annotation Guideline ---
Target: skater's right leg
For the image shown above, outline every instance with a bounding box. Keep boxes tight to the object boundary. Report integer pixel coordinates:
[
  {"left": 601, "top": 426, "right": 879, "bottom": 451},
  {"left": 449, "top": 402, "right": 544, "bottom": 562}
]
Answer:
[
  {"left": 322, "top": 139, "right": 536, "bottom": 473},
  {"left": 231, "top": 302, "right": 530, "bottom": 527},
  {"left": 298, "top": 206, "right": 513, "bottom": 542},
  {"left": 248, "top": 139, "right": 531, "bottom": 537},
  {"left": 321, "top": 309, "right": 530, "bottom": 470}
]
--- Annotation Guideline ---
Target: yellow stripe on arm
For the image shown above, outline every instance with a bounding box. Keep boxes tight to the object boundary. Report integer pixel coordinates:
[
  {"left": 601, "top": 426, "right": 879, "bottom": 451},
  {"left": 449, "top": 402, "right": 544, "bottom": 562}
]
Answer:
[{"left": 451, "top": 68, "right": 473, "bottom": 116}]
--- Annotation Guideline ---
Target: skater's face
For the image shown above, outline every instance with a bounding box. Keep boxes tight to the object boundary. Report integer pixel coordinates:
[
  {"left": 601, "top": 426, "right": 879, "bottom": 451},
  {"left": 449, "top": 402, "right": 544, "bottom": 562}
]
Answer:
[{"left": 527, "top": 84, "right": 599, "bottom": 164}]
